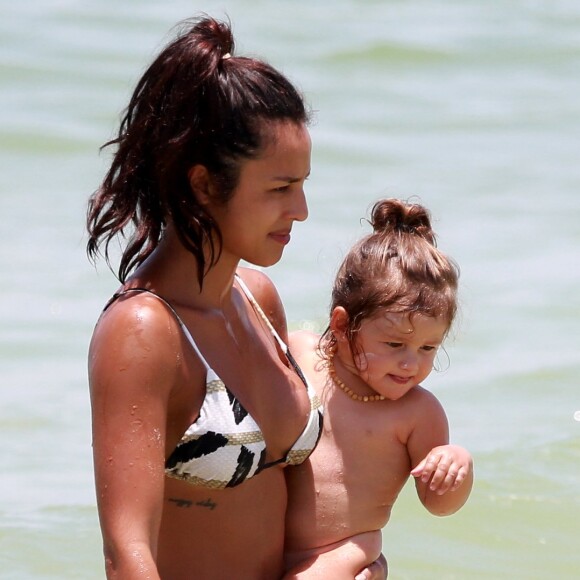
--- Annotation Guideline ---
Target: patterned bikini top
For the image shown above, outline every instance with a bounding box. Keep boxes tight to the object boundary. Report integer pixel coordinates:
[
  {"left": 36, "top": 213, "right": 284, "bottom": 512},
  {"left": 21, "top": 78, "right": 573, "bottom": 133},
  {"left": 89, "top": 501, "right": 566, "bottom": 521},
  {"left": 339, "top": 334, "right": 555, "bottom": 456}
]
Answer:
[{"left": 107, "top": 275, "right": 323, "bottom": 490}]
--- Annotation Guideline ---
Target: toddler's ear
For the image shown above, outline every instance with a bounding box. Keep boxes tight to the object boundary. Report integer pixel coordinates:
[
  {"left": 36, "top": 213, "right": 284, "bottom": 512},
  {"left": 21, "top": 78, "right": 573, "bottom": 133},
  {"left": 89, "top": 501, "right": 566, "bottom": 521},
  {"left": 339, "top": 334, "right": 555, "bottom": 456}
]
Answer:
[{"left": 329, "top": 306, "right": 349, "bottom": 342}]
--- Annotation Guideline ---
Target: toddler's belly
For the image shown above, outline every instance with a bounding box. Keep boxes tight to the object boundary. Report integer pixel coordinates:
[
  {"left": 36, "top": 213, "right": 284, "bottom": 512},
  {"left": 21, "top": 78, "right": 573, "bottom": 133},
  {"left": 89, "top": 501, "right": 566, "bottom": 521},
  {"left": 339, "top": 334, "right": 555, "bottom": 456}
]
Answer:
[{"left": 284, "top": 530, "right": 382, "bottom": 579}]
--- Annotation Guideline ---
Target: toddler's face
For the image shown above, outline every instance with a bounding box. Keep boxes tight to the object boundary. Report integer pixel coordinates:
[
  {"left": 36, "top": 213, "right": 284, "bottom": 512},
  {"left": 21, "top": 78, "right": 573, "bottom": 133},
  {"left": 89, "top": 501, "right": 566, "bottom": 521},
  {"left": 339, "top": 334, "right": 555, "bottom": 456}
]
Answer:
[{"left": 352, "top": 310, "right": 448, "bottom": 400}]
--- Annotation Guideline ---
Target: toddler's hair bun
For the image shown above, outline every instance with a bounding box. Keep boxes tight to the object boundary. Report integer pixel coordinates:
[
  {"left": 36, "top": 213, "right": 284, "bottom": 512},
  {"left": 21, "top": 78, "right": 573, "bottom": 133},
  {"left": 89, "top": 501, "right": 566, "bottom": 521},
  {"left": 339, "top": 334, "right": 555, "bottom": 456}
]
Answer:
[{"left": 370, "top": 198, "right": 436, "bottom": 245}]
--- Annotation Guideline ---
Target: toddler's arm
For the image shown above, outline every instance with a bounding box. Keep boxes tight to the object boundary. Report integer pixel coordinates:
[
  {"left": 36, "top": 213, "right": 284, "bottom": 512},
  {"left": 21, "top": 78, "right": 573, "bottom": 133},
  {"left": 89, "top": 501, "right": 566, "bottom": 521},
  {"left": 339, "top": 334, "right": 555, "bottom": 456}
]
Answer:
[
  {"left": 406, "top": 391, "right": 473, "bottom": 516},
  {"left": 411, "top": 444, "right": 473, "bottom": 516}
]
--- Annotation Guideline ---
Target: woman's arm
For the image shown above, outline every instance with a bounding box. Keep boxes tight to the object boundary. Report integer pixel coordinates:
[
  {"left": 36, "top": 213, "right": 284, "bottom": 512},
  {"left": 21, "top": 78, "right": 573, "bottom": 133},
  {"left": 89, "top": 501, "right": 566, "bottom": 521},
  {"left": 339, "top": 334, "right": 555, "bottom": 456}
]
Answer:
[
  {"left": 89, "top": 297, "right": 180, "bottom": 579},
  {"left": 406, "top": 389, "right": 473, "bottom": 516}
]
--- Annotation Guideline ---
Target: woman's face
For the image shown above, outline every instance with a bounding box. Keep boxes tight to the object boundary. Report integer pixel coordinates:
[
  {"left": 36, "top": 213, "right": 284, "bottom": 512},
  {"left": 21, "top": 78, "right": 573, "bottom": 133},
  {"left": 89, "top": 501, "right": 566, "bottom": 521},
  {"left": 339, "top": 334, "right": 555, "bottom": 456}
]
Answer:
[{"left": 206, "top": 121, "right": 311, "bottom": 268}]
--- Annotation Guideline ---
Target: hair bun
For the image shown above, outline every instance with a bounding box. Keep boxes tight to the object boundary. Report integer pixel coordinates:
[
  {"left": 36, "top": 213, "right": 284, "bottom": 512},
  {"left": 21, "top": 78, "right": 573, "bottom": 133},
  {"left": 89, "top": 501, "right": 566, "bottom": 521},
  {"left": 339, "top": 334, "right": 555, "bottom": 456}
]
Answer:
[
  {"left": 185, "top": 16, "right": 235, "bottom": 67},
  {"left": 370, "top": 198, "right": 436, "bottom": 245}
]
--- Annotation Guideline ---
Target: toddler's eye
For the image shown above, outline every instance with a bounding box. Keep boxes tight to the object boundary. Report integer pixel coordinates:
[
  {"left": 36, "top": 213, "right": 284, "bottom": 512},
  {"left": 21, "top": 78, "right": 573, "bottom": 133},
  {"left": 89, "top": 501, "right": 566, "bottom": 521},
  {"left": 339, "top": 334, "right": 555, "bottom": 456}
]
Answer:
[
  {"left": 422, "top": 345, "right": 437, "bottom": 352},
  {"left": 386, "top": 342, "right": 402, "bottom": 348}
]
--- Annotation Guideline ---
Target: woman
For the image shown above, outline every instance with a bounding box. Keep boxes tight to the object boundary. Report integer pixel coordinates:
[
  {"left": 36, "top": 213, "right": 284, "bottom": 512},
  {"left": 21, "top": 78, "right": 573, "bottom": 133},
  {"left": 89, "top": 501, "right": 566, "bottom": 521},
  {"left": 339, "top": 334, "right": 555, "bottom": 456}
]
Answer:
[
  {"left": 87, "top": 15, "right": 388, "bottom": 579},
  {"left": 86, "top": 16, "right": 318, "bottom": 579}
]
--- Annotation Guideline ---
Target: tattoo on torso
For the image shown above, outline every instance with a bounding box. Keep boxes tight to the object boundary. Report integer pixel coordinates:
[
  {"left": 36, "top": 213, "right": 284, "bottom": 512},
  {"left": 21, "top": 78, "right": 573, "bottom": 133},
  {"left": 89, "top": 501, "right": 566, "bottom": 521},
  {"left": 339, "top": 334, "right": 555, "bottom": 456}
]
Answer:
[{"left": 168, "top": 497, "right": 217, "bottom": 510}]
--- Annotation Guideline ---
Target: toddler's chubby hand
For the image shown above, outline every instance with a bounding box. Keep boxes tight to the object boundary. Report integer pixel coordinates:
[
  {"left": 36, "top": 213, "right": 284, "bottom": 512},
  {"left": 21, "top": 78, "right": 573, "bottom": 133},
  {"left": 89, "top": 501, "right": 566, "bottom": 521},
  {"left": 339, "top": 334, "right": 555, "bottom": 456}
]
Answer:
[{"left": 411, "top": 445, "right": 472, "bottom": 495}]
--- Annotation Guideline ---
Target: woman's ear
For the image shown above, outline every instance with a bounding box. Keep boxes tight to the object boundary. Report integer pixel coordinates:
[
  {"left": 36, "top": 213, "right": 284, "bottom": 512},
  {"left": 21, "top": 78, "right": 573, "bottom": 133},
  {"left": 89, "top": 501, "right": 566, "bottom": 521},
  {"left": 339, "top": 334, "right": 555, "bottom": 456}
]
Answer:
[
  {"left": 329, "top": 306, "right": 349, "bottom": 342},
  {"left": 188, "top": 165, "right": 213, "bottom": 206}
]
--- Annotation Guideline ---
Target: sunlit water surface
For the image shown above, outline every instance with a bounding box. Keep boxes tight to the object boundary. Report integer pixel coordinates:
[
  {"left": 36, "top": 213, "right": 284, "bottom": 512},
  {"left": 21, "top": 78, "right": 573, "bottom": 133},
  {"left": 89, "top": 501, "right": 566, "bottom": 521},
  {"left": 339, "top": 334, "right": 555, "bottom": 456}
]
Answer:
[{"left": 1, "top": 1, "right": 579, "bottom": 578}]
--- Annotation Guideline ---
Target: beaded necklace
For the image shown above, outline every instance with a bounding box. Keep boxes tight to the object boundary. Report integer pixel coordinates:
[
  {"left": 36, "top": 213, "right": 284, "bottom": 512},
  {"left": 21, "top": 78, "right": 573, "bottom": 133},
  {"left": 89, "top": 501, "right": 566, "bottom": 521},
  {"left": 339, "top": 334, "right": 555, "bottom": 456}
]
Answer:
[{"left": 328, "top": 352, "right": 385, "bottom": 403}]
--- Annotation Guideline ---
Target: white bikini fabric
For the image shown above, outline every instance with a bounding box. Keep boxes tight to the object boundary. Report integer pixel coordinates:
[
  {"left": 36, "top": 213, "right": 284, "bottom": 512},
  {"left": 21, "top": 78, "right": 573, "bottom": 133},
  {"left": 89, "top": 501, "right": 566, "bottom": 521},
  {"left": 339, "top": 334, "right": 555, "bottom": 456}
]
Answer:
[{"left": 163, "top": 276, "right": 323, "bottom": 489}]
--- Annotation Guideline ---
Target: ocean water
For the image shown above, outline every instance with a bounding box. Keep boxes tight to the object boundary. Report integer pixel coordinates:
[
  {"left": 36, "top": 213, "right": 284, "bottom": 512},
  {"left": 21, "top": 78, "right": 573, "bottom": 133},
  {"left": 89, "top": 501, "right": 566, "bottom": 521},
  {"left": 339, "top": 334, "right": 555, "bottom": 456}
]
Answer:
[{"left": 1, "top": 1, "right": 579, "bottom": 578}]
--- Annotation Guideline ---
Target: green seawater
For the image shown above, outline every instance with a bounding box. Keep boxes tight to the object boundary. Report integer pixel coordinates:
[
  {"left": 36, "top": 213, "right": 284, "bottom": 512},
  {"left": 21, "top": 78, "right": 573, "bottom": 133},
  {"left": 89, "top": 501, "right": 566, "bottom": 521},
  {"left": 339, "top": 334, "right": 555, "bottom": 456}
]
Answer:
[{"left": 1, "top": 1, "right": 579, "bottom": 577}]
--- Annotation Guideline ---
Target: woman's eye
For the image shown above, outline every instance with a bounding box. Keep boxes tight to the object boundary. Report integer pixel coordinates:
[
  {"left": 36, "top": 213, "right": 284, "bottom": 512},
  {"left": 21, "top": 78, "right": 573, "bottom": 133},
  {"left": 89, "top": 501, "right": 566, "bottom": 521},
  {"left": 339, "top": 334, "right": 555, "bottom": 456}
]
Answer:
[{"left": 272, "top": 184, "right": 290, "bottom": 193}]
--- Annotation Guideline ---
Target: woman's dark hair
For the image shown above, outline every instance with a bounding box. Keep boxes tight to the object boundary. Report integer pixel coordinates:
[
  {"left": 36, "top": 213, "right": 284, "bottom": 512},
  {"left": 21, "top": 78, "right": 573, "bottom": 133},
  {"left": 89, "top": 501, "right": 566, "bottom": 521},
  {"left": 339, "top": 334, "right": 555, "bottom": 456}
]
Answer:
[
  {"left": 322, "top": 198, "right": 460, "bottom": 357},
  {"left": 87, "top": 15, "right": 310, "bottom": 284}
]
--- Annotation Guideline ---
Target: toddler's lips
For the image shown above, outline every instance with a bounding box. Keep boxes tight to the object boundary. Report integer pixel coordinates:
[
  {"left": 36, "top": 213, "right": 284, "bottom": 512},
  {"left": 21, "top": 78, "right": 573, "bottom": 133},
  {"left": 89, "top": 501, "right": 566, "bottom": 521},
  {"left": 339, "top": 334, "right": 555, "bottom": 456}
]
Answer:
[{"left": 388, "top": 374, "right": 412, "bottom": 385}]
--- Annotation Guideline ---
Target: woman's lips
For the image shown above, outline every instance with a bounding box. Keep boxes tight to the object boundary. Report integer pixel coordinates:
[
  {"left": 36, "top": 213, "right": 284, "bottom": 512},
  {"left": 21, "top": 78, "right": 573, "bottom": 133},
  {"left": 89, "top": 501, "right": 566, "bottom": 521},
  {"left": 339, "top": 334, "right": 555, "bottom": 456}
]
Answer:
[{"left": 270, "top": 232, "right": 291, "bottom": 245}]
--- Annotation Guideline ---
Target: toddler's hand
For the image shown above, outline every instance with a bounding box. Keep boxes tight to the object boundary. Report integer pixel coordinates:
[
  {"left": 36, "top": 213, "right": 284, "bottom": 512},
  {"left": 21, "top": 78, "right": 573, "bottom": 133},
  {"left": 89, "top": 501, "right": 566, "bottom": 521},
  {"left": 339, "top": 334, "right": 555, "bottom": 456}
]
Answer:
[{"left": 411, "top": 444, "right": 472, "bottom": 495}]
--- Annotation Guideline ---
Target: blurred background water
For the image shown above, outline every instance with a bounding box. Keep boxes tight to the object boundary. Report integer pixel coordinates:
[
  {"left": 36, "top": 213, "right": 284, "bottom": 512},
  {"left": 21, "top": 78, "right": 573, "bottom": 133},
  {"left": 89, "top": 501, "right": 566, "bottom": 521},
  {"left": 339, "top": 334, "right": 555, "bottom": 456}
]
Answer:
[{"left": 1, "top": 0, "right": 579, "bottom": 578}]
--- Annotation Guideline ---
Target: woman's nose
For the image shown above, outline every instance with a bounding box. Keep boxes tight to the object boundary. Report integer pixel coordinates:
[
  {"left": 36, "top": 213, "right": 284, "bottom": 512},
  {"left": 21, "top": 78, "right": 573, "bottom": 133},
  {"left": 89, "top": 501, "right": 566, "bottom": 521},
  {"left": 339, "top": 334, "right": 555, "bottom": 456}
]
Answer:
[{"left": 290, "top": 188, "right": 309, "bottom": 222}]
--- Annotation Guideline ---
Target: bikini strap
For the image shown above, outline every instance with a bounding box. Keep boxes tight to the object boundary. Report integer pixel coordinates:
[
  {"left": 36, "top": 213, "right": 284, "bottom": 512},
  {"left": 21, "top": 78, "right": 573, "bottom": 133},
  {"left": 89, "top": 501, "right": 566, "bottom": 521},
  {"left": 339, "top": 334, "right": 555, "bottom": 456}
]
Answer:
[
  {"left": 103, "top": 288, "right": 211, "bottom": 371},
  {"left": 234, "top": 275, "right": 310, "bottom": 389},
  {"left": 234, "top": 275, "right": 288, "bottom": 353}
]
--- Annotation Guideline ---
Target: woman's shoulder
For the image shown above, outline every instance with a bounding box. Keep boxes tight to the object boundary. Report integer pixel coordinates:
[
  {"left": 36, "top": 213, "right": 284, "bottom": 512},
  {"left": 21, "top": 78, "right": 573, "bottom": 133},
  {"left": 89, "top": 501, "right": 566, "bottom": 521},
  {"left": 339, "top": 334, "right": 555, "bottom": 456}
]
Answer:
[
  {"left": 236, "top": 266, "right": 277, "bottom": 299},
  {"left": 91, "top": 288, "right": 184, "bottom": 367},
  {"left": 99, "top": 287, "right": 179, "bottom": 329},
  {"left": 88, "top": 288, "right": 190, "bottom": 413}
]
